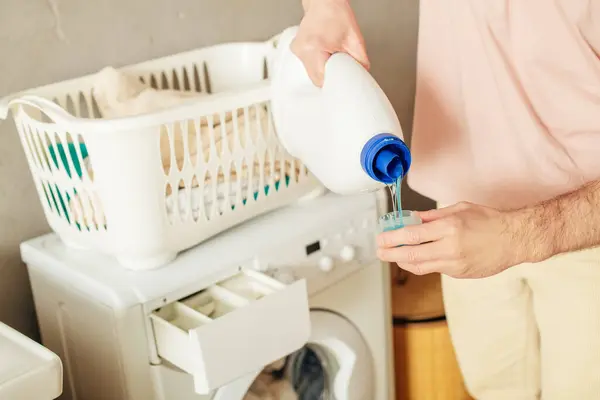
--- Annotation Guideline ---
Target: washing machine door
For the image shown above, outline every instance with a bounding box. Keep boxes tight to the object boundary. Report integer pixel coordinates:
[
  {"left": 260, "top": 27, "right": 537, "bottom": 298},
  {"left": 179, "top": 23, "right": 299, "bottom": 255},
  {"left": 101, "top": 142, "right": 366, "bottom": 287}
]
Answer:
[{"left": 213, "top": 310, "right": 373, "bottom": 400}]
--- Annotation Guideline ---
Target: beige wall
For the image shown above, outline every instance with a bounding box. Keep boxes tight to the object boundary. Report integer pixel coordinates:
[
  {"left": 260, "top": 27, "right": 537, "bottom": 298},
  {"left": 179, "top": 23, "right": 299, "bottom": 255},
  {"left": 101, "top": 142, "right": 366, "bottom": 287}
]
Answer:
[{"left": 0, "top": 0, "right": 430, "bottom": 339}]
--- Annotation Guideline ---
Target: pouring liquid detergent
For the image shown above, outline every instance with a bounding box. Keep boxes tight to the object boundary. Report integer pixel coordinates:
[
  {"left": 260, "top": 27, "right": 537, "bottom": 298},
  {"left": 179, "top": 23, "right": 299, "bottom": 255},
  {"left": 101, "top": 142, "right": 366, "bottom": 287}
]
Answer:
[{"left": 271, "top": 26, "right": 418, "bottom": 231}]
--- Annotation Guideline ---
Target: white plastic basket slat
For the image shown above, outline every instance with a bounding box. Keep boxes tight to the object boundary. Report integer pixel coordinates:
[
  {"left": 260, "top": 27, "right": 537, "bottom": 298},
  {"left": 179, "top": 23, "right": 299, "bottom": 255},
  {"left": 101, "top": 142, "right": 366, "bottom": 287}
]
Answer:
[{"left": 0, "top": 32, "right": 323, "bottom": 270}]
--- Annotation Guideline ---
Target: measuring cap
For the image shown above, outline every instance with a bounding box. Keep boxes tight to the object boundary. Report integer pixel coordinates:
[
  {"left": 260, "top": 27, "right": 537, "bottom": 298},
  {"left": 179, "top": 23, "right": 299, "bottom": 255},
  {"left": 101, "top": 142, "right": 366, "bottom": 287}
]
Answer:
[
  {"left": 378, "top": 210, "right": 422, "bottom": 233},
  {"left": 360, "top": 134, "right": 411, "bottom": 184}
]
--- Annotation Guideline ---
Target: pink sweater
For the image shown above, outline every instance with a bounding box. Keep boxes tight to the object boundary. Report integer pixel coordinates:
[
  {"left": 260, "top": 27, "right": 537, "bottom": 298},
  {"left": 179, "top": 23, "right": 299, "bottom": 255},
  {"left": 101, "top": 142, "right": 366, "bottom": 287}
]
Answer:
[{"left": 407, "top": 0, "right": 600, "bottom": 209}]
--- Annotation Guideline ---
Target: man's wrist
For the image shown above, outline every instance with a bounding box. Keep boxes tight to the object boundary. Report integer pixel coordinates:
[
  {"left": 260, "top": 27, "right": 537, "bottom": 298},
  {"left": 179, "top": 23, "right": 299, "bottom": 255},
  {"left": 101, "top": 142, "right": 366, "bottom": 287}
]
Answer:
[{"left": 504, "top": 205, "right": 558, "bottom": 265}]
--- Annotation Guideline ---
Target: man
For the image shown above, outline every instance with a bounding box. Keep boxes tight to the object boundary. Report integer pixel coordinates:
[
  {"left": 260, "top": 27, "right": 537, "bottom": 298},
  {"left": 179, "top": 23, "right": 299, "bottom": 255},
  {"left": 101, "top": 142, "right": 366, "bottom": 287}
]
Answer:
[{"left": 293, "top": 0, "right": 600, "bottom": 399}]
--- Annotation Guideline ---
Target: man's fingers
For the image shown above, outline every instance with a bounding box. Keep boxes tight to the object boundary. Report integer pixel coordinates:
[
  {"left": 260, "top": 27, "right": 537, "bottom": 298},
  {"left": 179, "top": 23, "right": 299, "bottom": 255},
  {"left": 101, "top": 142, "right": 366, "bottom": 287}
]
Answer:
[
  {"left": 377, "top": 241, "right": 449, "bottom": 264},
  {"left": 291, "top": 30, "right": 368, "bottom": 87},
  {"left": 395, "top": 260, "right": 454, "bottom": 276},
  {"left": 377, "top": 219, "right": 449, "bottom": 248},
  {"left": 308, "top": 50, "right": 331, "bottom": 87},
  {"left": 418, "top": 202, "right": 471, "bottom": 223},
  {"left": 343, "top": 33, "right": 370, "bottom": 70},
  {"left": 291, "top": 38, "right": 331, "bottom": 87}
]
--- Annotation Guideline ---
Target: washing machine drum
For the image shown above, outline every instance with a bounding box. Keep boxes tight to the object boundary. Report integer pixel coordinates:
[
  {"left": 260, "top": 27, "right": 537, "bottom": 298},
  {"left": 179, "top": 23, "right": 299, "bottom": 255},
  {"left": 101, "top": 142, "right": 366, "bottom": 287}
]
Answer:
[{"left": 214, "top": 310, "right": 374, "bottom": 400}]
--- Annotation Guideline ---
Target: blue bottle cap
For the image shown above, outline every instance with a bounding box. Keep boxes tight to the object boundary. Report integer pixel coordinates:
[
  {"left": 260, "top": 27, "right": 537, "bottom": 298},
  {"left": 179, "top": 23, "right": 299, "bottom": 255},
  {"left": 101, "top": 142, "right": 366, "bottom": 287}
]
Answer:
[{"left": 360, "top": 133, "right": 411, "bottom": 184}]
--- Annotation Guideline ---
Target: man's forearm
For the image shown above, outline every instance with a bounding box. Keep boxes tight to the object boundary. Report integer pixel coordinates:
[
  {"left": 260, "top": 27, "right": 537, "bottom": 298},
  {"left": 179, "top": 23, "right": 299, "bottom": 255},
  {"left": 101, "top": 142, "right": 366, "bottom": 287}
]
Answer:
[{"left": 512, "top": 180, "right": 600, "bottom": 263}]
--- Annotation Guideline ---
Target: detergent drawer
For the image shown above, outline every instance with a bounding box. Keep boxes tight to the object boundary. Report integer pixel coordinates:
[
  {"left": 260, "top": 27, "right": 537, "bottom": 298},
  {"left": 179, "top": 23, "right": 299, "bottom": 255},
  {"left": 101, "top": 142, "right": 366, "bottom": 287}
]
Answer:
[{"left": 149, "top": 269, "right": 310, "bottom": 395}]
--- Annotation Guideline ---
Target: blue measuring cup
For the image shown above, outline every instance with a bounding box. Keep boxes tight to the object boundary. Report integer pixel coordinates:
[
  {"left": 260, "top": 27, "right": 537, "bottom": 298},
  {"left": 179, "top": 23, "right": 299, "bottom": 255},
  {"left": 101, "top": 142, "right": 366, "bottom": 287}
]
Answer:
[{"left": 378, "top": 210, "right": 422, "bottom": 233}]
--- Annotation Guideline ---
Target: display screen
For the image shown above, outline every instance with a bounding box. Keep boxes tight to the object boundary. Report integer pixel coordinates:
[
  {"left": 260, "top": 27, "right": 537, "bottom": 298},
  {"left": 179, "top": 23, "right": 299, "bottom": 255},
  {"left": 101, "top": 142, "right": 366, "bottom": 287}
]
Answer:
[{"left": 305, "top": 241, "right": 321, "bottom": 255}]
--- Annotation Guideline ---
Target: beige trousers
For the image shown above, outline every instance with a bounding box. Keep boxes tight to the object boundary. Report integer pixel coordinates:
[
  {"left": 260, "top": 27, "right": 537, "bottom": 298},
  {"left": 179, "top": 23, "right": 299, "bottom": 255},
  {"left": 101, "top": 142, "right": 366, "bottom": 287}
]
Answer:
[{"left": 442, "top": 247, "right": 600, "bottom": 400}]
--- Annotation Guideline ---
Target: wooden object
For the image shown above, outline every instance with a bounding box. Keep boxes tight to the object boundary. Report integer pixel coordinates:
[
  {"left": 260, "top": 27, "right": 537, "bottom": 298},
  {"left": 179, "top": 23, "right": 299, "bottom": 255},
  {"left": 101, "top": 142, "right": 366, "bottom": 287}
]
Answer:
[
  {"left": 390, "top": 267, "right": 472, "bottom": 400},
  {"left": 391, "top": 268, "right": 444, "bottom": 321},
  {"left": 393, "top": 321, "right": 471, "bottom": 400}
]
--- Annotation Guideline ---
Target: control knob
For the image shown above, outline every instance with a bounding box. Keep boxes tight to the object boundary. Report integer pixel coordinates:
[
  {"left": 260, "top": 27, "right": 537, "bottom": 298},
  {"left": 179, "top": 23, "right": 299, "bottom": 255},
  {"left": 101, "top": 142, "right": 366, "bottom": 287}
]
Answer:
[
  {"left": 318, "top": 256, "right": 334, "bottom": 272},
  {"left": 339, "top": 245, "right": 356, "bottom": 262}
]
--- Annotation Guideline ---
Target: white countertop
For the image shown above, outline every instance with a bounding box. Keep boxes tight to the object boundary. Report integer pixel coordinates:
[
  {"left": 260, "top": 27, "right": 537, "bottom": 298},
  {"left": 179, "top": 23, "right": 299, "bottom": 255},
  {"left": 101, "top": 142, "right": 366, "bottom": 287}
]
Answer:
[{"left": 0, "top": 322, "right": 62, "bottom": 400}]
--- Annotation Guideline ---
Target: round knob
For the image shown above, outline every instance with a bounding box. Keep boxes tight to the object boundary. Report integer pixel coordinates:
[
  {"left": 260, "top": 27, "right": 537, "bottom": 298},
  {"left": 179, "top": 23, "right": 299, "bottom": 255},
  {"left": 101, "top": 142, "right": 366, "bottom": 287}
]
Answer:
[
  {"left": 318, "top": 256, "right": 334, "bottom": 272},
  {"left": 340, "top": 245, "right": 356, "bottom": 262}
]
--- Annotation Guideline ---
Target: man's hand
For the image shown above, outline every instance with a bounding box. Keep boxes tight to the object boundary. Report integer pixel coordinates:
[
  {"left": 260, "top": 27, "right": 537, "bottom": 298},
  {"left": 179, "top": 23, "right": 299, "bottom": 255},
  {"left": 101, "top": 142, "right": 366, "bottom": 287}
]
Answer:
[
  {"left": 292, "top": 0, "right": 369, "bottom": 87},
  {"left": 376, "top": 202, "right": 541, "bottom": 278},
  {"left": 376, "top": 180, "right": 600, "bottom": 278}
]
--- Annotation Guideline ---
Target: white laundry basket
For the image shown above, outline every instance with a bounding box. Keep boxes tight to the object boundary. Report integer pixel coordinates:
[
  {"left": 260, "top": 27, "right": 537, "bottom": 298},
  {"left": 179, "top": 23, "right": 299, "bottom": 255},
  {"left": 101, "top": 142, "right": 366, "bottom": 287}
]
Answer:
[{"left": 0, "top": 30, "right": 324, "bottom": 270}]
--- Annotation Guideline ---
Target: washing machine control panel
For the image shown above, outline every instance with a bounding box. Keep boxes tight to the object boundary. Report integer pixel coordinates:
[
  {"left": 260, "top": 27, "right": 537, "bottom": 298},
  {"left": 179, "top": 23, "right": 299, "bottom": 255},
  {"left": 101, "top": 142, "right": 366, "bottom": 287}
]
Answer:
[{"left": 242, "top": 209, "right": 381, "bottom": 295}]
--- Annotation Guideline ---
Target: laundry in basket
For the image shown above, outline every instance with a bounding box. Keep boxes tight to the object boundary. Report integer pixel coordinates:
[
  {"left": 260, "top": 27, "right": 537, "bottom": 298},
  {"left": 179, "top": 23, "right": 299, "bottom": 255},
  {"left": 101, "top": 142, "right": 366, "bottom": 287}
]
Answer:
[
  {"left": 0, "top": 31, "right": 324, "bottom": 269},
  {"left": 65, "top": 67, "right": 302, "bottom": 228}
]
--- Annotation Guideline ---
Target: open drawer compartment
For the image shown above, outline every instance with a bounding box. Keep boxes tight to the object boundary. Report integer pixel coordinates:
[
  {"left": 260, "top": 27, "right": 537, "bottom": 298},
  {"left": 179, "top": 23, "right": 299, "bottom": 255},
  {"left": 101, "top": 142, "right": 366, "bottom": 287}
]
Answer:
[{"left": 149, "top": 269, "right": 310, "bottom": 394}]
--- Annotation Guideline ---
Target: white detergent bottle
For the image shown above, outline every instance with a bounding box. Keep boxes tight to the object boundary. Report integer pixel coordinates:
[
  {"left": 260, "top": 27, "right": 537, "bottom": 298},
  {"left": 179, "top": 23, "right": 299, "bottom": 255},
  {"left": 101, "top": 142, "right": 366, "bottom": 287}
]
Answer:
[{"left": 271, "top": 26, "right": 411, "bottom": 195}]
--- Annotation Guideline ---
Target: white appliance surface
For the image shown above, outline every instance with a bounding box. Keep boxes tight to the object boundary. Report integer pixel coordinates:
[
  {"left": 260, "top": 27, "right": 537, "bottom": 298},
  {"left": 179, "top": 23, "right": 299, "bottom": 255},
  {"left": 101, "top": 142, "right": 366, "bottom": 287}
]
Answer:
[
  {"left": 21, "top": 192, "right": 379, "bottom": 310},
  {"left": 0, "top": 321, "right": 63, "bottom": 400},
  {"left": 21, "top": 191, "right": 394, "bottom": 400}
]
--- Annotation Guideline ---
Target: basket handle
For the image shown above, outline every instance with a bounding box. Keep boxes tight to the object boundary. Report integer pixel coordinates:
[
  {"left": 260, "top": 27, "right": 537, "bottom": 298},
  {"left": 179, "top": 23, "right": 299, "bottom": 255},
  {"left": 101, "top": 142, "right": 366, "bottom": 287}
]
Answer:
[
  {"left": 267, "top": 31, "right": 282, "bottom": 49},
  {"left": 264, "top": 27, "right": 294, "bottom": 77},
  {"left": 1, "top": 95, "right": 75, "bottom": 124},
  {"left": 0, "top": 93, "right": 14, "bottom": 120}
]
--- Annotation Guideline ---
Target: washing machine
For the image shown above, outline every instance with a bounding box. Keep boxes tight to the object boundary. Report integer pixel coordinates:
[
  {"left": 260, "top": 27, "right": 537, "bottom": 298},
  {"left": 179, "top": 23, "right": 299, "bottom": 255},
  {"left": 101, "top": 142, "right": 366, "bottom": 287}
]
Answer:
[{"left": 21, "top": 191, "right": 395, "bottom": 400}]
